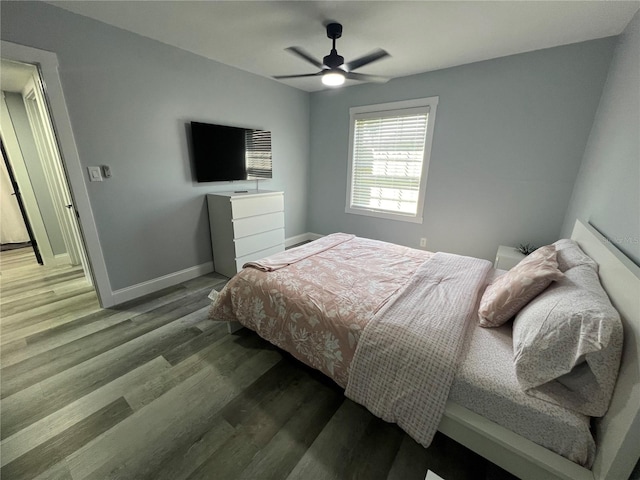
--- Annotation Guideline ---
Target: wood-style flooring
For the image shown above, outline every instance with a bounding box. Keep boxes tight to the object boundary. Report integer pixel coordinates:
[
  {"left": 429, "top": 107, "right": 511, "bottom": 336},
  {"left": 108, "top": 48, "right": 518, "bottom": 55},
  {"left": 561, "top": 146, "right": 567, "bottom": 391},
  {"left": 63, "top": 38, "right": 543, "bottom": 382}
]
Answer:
[{"left": 0, "top": 247, "right": 518, "bottom": 480}]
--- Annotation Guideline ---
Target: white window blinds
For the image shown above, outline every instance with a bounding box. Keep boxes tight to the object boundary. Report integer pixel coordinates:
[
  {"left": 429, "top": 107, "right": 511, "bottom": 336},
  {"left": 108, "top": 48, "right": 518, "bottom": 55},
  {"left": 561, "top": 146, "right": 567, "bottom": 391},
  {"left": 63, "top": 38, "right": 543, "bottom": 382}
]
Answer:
[
  {"left": 348, "top": 101, "right": 434, "bottom": 221},
  {"left": 245, "top": 129, "right": 272, "bottom": 179}
]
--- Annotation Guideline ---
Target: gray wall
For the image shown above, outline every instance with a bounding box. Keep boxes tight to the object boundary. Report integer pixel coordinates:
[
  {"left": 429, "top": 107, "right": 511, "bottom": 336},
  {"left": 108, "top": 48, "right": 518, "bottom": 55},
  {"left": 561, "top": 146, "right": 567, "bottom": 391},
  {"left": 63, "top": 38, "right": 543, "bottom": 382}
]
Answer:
[
  {"left": 1, "top": 1, "right": 310, "bottom": 290},
  {"left": 561, "top": 10, "right": 640, "bottom": 265},
  {"left": 308, "top": 39, "right": 615, "bottom": 261},
  {"left": 3, "top": 92, "right": 67, "bottom": 256}
]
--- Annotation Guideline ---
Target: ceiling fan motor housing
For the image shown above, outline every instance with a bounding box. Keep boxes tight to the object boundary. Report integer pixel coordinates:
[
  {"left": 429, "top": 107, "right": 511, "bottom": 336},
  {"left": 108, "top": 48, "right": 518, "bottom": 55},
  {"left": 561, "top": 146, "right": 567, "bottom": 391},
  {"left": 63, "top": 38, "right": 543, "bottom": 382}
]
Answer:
[
  {"left": 324, "top": 51, "right": 344, "bottom": 69},
  {"left": 326, "top": 22, "right": 343, "bottom": 40},
  {"left": 324, "top": 23, "right": 345, "bottom": 69}
]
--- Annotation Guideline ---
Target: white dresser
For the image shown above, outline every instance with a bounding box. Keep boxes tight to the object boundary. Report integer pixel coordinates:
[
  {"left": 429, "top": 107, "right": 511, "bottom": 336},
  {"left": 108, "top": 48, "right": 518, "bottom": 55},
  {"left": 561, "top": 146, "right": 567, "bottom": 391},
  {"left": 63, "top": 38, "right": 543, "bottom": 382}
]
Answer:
[{"left": 207, "top": 190, "right": 285, "bottom": 278}]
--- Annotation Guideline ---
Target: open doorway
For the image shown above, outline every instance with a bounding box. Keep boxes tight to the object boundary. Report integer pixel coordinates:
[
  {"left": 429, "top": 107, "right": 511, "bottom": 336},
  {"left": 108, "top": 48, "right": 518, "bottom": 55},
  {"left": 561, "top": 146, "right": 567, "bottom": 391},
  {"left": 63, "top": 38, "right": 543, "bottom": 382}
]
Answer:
[
  {"left": 2, "top": 40, "right": 111, "bottom": 307},
  {"left": 0, "top": 58, "right": 93, "bottom": 286},
  {"left": 1, "top": 136, "right": 43, "bottom": 264}
]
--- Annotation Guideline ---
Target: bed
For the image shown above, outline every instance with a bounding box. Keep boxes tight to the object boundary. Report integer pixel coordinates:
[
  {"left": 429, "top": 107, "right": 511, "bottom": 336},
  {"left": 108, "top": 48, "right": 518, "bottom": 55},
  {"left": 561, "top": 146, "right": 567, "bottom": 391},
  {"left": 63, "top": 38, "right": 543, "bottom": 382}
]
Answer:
[{"left": 208, "top": 220, "right": 640, "bottom": 480}]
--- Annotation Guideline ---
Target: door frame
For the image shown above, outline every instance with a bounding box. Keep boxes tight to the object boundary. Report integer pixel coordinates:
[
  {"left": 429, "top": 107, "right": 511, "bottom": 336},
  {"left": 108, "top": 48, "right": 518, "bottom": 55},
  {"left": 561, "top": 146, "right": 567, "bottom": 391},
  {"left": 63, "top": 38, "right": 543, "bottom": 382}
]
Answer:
[
  {"left": 22, "top": 75, "right": 86, "bottom": 269},
  {"left": 2, "top": 40, "right": 113, "bottom": 307}
]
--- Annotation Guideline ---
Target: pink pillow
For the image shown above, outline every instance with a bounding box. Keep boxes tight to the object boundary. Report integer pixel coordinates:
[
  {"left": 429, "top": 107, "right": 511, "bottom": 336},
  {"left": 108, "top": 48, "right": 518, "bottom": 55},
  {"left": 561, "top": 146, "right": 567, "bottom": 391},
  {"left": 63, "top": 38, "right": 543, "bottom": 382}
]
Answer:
[{"left": 478, "top": 245, "right": 563, "bottom": 327}]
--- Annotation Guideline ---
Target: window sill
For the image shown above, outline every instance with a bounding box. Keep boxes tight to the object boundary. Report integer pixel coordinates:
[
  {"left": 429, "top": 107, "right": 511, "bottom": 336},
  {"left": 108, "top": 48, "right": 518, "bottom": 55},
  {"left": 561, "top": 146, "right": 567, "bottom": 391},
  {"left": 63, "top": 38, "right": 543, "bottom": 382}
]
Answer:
[{"left": 345, "top": 206, "right": 423, "bottom": 224}]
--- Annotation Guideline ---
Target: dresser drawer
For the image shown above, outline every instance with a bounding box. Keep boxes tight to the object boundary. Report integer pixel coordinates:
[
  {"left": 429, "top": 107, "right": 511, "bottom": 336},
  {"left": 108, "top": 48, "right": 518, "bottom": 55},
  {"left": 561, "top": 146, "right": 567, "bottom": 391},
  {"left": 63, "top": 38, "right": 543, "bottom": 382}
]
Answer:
[
  {"left": 236, "top": 244, "right": 285, "bottom": 272},
  {"left": 231, "top": 194, "right": 283, "bottom": 219},
  {"left": 233, "top": 211, "right": 284, "bottom": 239},
  {"left": 234, "top": 228, "right": 284, "bottom": 258}
]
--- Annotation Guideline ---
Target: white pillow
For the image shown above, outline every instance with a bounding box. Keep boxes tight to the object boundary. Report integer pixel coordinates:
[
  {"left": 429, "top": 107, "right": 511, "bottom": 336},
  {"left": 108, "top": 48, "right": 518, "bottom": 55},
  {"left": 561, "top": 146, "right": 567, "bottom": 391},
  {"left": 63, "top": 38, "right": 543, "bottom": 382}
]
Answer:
[
  {"left": 553, "top": 239, "right": 598, "bottom": 272},
  {"left": 512, "top": 264, "right": 623, "bottom": 417}
]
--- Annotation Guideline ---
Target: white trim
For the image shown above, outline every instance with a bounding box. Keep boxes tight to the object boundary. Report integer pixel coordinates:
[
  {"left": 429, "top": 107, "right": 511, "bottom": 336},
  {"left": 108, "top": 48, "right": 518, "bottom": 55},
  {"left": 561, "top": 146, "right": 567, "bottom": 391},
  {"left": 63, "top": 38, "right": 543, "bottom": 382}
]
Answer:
[
  {"left": 284, "top": 232, "right": 324, "bottom": 248},
  {"left": 22, "top": 75, "right": 84, "bottom": 269},
  {"left": 1, "top": 41, "right": 112, "bottom": 306},
  {"left": 345, "top": 207, "right": 424, "bottom": 224},
  {"left": 284, "top": 233, "right": 310, "bottom": 248},
  {"left": 350, "top": 98, "right": 438, "bottom": 115},
  {"left": 345, "top": 96, "right": 438, "bottom": 224},
  {"left": 110, "top": 261, "right": 214, "bottom": 306},
  {"left": 52, "top": 253, "right": 71, "bottom": 266}
]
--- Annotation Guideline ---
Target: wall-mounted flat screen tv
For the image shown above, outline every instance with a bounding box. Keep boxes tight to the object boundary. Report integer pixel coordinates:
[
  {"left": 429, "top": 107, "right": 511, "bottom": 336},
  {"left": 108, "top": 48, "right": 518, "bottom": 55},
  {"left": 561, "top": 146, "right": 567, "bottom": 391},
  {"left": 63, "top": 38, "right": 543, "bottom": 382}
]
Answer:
[{"left": 190, "top": 121, "right": 272, "bottom": 182}]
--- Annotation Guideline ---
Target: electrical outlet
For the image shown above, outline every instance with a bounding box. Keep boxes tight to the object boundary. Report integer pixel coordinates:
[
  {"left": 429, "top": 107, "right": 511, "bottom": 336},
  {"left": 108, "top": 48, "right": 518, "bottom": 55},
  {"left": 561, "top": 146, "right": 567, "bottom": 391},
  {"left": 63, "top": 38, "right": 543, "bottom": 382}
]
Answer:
[{"left": 419, "top": 237, "right": 427, "bottom": 248}]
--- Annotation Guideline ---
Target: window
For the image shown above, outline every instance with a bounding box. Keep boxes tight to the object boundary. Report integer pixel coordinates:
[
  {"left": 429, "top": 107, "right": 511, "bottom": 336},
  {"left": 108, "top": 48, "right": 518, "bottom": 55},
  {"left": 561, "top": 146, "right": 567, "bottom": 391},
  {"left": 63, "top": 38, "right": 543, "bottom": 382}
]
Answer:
[
  {"left": 345, "top": 97, "right": 438, "bottom": 223},
  {"left": 245, "top": 129, "right": 272, "bottom": 179}
]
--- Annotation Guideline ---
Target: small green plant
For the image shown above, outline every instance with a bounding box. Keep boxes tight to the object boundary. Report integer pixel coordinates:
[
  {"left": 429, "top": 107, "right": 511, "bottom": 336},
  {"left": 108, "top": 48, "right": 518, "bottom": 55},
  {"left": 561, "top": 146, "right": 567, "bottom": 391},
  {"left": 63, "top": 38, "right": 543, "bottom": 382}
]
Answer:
[{"left": 517, "top": 243, "right": 537, "bottom": 256}]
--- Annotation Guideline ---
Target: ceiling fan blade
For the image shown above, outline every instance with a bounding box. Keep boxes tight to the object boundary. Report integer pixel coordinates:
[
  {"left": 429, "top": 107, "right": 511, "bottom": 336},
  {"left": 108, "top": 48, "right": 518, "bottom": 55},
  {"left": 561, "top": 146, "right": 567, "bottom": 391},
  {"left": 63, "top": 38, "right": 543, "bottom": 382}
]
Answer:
[
  {"left": 345, "top": 49, "right": 390, "bottom": 72},
  {"left": 286, "top": 47, "right": 324, "bottom": 69},
  {"left": 273, "top": 72, "right": 322, "bottom": 80},
  {"left": 344, "top": 72, "right": 389, "bottom": 83}
]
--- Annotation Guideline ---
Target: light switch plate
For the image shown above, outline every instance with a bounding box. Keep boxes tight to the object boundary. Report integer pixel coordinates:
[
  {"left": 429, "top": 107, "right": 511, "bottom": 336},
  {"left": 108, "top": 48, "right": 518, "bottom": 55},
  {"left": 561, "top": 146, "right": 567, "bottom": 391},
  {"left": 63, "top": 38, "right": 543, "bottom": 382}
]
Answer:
[{"left": 87, "top": 166, "right": 103, "bottom": 182}]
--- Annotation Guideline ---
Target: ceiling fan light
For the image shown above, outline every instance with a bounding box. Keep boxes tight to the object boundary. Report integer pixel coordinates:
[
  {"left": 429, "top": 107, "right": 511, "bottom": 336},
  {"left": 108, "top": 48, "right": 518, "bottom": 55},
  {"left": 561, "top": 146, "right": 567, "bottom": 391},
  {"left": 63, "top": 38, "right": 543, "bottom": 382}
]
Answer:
[{"left": 322, "top": 71, "right": 345, "bottom": 86}]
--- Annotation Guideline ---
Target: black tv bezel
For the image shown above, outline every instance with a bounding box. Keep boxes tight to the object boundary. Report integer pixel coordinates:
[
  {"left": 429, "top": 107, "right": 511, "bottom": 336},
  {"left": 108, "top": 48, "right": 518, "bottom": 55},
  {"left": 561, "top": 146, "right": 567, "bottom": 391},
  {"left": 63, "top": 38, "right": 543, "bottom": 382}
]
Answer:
[{"left": 190, "top": 121, "right": 272, "bottom": 183}]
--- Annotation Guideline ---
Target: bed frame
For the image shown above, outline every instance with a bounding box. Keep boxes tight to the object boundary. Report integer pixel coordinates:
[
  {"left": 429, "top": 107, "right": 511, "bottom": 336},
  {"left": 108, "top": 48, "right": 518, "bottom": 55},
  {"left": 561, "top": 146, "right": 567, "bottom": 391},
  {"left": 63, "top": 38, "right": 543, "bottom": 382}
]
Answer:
[{"left": 439, "top": 220, "right": 640, "bottom": 480}]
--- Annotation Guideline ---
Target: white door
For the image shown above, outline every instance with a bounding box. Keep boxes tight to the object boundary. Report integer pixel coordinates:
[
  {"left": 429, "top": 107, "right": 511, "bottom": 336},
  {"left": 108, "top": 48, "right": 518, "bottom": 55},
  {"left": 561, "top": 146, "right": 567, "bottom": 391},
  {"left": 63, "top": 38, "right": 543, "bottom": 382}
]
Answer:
[{"left": 22, "top": 74, "right": 93, "bottom": 284}]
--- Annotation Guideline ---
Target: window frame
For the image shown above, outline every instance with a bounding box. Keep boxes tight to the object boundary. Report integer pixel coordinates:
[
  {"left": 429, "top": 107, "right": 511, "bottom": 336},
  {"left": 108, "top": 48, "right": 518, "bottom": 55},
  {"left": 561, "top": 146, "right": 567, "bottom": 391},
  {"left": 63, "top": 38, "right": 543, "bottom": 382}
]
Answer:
[{"left": 345, "top": 96, "right": 438, "bottom": 224}]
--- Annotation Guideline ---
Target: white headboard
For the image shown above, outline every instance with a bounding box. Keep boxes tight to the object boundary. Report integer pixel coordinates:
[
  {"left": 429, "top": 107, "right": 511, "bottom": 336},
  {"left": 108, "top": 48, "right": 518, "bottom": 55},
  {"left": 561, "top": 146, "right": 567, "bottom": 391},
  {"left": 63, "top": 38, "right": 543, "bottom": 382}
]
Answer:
[{"left": 571, "top": 220, "right": 640, "bottom": 480}]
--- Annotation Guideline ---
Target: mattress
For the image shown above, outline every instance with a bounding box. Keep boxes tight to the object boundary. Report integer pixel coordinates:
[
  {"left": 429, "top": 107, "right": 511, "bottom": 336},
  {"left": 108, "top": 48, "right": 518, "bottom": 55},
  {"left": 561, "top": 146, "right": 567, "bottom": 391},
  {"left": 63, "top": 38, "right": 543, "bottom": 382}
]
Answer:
[{"left": 449, "top": 318, "right": 596, "bottom": 467}]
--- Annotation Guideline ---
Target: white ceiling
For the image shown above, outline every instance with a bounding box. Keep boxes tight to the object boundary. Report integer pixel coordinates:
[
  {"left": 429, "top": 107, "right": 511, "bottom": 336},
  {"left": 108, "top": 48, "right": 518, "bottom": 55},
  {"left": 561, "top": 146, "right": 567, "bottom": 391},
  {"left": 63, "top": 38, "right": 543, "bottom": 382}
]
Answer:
[{"left": 49, "top": 1, "right": 639, "bottom": 92}]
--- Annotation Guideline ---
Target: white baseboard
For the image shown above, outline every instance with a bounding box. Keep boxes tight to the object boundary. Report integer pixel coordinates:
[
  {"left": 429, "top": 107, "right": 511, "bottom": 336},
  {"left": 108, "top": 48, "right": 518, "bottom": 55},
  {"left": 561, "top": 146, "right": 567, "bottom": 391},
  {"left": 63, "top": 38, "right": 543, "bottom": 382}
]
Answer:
[
  {"left": 108, "top": 234, "right": 324, "bottom": 306},
  {"left": 109, "top": 261, "right": 214, "bottom": 306},
  {"left": 285, "top": 232, "right": 324, "bottom": 248},
  {"left": 51, "top": 253, "right": 71, "bottom": 266}
]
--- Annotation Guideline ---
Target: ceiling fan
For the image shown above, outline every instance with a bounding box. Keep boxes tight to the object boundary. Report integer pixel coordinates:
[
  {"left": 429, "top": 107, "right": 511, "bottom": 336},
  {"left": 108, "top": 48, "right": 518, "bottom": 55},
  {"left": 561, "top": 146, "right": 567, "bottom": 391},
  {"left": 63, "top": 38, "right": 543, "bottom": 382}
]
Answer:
[{"left": 273, "top": 22, "right": 390, "bottom": 87}]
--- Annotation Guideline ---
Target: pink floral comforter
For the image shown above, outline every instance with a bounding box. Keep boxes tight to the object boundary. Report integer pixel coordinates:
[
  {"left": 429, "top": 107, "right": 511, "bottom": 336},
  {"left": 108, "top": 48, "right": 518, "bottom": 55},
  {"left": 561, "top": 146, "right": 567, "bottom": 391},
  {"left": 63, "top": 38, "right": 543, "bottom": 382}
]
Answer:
[{"left": 208, "top": 234, "right": 432, "bottom": 387}]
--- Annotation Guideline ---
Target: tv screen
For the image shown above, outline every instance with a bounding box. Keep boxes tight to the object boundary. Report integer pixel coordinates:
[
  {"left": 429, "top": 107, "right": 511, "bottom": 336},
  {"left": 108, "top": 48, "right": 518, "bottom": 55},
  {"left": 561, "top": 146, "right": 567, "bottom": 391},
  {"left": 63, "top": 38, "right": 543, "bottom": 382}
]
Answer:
[{"left": 190, "top": 121, "right": 272, "bottom": 182}]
